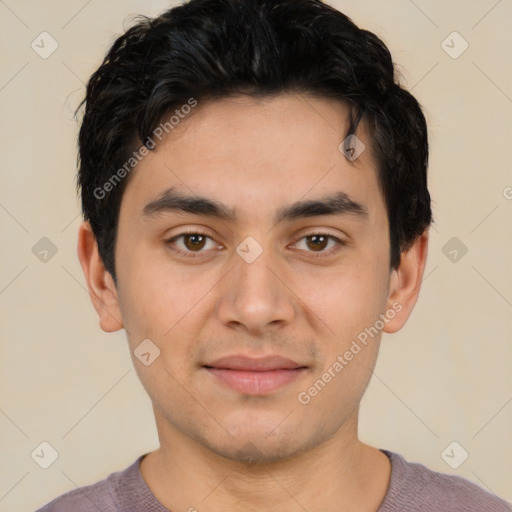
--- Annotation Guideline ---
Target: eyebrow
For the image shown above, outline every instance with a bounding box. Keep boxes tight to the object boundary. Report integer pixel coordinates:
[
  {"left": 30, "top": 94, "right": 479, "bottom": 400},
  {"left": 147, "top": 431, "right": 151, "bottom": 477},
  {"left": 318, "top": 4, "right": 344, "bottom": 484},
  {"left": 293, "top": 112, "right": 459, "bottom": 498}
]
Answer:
[{"left": 142, "top": 187, "right": 368, "bottom": 224}]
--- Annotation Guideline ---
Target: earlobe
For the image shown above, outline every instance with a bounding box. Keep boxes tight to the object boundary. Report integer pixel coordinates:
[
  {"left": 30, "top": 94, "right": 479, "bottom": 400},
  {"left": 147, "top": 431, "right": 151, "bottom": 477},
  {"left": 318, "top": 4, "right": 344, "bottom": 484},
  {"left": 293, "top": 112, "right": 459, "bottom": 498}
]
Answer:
[
  {"left": 77, "top": 221, "right": 124, "bottom": 332},
  {"left": 383, "top": 229, "right": 429, "bottom": 334}
]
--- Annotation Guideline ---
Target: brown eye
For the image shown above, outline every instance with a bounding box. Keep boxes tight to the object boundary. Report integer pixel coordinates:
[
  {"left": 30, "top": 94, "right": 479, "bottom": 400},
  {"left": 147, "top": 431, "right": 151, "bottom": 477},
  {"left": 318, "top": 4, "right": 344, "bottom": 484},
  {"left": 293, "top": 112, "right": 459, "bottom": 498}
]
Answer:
[
  {"left": 305, "top": 234, "right": 329, "bottom": 251},
  {"left": 166, "top": 231, "right": 219, "bottom": 257},
  {"left": 183, "top": 234, "right": 207, "bottom": 251},
  {"left": 293, "top": 233, "right": 345, "bottom": 257}
]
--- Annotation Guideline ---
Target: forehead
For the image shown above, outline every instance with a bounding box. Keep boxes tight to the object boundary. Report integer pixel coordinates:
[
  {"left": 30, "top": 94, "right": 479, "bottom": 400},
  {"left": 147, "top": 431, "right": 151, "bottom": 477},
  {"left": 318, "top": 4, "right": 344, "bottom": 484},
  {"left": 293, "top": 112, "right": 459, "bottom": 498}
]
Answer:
[{"left": 119, "top": 94, "right": 384, "bottom": 222}]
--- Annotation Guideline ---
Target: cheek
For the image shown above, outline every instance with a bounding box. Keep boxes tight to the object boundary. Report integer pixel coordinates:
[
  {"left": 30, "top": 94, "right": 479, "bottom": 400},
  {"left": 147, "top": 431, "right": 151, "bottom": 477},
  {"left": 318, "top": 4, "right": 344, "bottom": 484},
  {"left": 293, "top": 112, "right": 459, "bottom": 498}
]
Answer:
[
  {"left": 294, "top": 255, "right": 389, "bottom": 341},
  {"left": 119, "top": 267, "right": 204, "bottom": 405},
  {"left": 117, "top": 243, "right": 205, "bottom": 338},
  {"left": 294, "top": 263, "right": 387, "bottom": 418}
]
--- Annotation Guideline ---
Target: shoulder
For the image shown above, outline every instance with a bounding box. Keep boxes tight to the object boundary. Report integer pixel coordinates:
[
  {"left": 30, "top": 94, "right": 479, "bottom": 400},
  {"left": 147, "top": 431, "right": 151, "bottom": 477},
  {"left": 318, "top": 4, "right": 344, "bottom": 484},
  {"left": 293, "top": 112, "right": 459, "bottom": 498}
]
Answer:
[
  {"left": 34, "top": 482, "right": 115, "bottom": 512},
  {"left": 380, "top": 450, "right": 512, "bottom": 512},
  {"left": 34, "top": 456, "right": 143, "bottom": 512}
]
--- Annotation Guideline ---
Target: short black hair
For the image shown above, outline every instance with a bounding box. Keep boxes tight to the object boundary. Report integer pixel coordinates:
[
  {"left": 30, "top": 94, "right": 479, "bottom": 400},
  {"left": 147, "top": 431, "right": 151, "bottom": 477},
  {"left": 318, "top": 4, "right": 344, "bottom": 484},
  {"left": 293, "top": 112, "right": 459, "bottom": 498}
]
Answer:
[{"left": 77, "top": 0, "right": 432, "bottom": 283}]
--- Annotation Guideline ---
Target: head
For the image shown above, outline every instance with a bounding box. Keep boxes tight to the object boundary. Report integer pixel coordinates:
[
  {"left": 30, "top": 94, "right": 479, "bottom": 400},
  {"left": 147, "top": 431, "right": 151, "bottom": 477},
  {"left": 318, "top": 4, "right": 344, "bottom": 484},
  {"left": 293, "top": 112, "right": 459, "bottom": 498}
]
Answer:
[{"left": 77, "top": 0, "right": 431, "bottom": 463}]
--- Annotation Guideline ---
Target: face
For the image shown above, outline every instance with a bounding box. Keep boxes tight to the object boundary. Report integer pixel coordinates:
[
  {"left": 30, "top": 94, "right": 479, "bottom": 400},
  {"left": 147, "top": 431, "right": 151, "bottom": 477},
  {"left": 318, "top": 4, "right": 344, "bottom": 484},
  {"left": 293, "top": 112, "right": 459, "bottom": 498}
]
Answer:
[{"left": 86, "top": 94, "right": 421, "bottom": 463}]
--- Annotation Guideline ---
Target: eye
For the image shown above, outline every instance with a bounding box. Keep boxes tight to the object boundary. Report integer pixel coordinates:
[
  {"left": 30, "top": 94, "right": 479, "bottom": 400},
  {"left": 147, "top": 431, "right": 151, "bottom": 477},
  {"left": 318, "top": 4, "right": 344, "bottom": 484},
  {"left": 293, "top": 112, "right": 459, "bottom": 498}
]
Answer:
[
  {"left": 165, "top": 231, "right": 345, "bottom": 259},
  {"left": 166, "top": 231, "right": 221, "bottom": 257},
  {"left": 293, "top": 233, "right": 345, "bottom": 255}
]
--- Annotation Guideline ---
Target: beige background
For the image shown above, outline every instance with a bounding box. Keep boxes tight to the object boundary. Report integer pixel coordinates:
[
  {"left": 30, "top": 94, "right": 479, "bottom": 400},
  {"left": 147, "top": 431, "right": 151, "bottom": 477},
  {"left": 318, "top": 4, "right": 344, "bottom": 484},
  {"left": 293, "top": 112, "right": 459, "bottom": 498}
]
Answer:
[{"left": 1, "top": 1, "right": 511, "bottom": 510}]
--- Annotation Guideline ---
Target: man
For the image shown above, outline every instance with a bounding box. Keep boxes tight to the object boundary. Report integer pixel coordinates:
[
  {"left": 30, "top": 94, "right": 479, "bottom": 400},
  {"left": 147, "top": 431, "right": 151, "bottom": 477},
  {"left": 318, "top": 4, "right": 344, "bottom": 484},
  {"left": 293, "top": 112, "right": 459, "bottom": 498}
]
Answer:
[{"left": 36, "top": 0, "right": 511, "bottom": 510}]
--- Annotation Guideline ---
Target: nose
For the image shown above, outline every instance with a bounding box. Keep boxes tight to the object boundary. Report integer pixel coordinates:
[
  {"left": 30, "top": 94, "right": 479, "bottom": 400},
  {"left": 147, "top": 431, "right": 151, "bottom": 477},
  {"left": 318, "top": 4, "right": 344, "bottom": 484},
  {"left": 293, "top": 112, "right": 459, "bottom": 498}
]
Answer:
[{"left": 215, "top": 244, "right": 296, "bottom": 335}]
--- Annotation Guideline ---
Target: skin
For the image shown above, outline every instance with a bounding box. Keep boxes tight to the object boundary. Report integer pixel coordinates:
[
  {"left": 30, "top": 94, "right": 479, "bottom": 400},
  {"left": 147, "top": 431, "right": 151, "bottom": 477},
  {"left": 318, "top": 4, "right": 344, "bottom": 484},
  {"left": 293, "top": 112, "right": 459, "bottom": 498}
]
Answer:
[{"left": 78, "top": 94, "right": 429, "bottom": 512}]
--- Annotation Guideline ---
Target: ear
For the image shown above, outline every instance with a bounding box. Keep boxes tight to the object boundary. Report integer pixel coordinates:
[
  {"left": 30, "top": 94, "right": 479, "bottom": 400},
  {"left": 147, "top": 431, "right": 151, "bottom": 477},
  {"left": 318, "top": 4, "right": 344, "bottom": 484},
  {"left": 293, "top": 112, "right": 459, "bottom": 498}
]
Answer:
[
  {"left": 77, "top": 221, "right": 124, "bottom": 332},
  {"left": 383, "top": 228, "right": 429, "bottom": 334}
]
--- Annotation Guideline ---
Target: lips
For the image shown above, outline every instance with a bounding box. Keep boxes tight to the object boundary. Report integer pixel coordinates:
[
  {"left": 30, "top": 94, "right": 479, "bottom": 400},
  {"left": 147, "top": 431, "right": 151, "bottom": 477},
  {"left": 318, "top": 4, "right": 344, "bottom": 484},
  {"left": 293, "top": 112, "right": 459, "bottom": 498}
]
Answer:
[
  {"left": 204, "top": 355, "right": 307, "bottom": 395},
  {"left": 206, "top": 355, "right": 305, "bottom": 371}
]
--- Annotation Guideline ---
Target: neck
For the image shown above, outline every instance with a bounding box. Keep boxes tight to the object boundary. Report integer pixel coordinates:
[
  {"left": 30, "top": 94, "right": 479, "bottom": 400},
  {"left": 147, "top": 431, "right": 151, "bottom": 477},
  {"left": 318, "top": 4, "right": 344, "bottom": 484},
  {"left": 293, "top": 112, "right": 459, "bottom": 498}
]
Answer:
[{"left": 140, "top": 411, "right": 391, "bottom": 512}]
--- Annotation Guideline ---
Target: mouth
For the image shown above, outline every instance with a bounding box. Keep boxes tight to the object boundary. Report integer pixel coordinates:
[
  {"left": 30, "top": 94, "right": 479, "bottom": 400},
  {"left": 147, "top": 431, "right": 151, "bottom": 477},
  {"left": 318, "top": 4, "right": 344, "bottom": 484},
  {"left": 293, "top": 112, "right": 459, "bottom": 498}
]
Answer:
[{"left": 203, "top": 355, "right": 308, "bottom": 395}]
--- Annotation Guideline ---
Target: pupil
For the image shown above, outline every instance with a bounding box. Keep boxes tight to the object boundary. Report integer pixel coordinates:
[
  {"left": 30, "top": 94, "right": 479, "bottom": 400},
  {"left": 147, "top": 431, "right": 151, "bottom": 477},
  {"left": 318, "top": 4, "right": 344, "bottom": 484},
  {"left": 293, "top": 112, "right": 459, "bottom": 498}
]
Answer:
[
  {"left": 308, "top": 235, "right": 327, "bottom": 251},
  {"left": 186, "top": 234, "right": 205, "bottom": 250}
]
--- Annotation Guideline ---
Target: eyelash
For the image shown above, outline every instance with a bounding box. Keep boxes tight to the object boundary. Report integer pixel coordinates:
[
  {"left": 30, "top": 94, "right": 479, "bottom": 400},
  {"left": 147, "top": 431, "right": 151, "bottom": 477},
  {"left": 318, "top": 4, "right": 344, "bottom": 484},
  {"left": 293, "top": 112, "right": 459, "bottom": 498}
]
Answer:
[{"left": 165, "top": 229, "right": 346, "bottom": 259}]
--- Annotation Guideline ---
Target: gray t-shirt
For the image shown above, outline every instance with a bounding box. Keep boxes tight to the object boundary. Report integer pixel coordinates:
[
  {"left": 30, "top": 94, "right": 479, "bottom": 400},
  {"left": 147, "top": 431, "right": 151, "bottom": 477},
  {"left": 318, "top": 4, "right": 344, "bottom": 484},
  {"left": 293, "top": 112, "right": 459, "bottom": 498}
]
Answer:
[{"left": 35, "top": 449, "right": 512, "bottom": 511}]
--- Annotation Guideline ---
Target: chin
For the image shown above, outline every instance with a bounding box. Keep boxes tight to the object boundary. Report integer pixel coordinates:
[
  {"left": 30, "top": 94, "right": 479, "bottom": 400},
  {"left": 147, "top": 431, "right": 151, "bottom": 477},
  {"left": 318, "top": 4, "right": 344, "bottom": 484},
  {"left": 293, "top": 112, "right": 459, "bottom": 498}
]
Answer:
[
  {"left": 208, "top": 437, "right": 303, "bottom": 464},
  {"left": 195, "top": 418, "right": 325, "bottom": 465}
]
